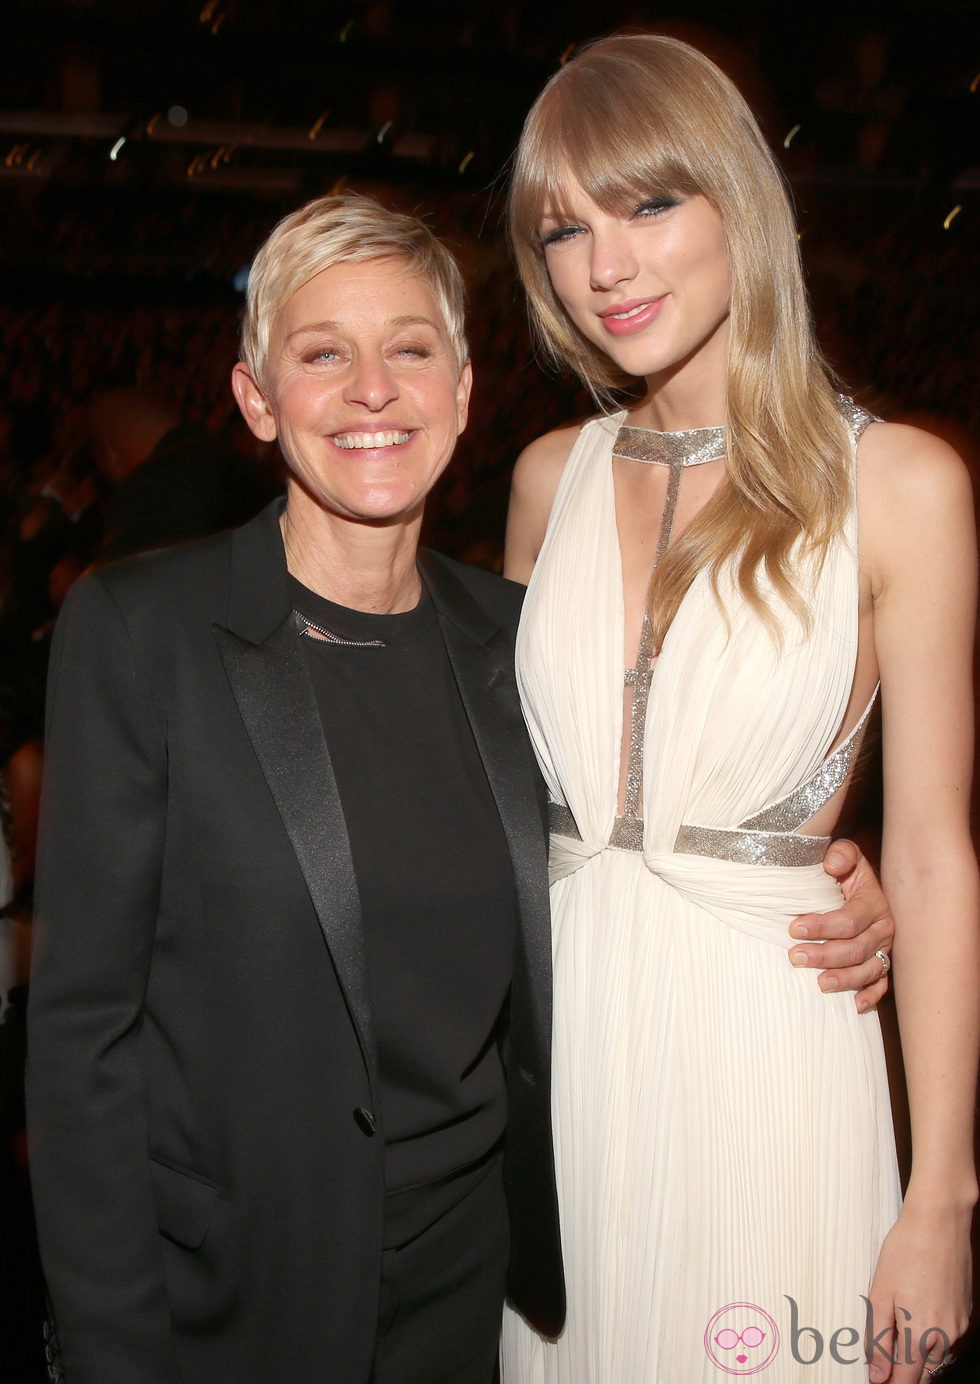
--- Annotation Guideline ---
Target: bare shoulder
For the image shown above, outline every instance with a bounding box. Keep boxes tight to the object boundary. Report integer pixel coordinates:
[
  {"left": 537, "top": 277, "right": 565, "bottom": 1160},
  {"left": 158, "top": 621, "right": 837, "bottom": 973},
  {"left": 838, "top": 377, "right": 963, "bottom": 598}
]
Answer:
[
  {"left": 504, "top": 419, "right": 589, "bottom": 582},
  {"left": 511, "top": 420, "right": 585, "bottom": 496},
  {"left": 858, "top": 419, "right": 974, "bottom": 510},
  {"left": 857, "top": 419, "right": 976, "bottom": 585}
]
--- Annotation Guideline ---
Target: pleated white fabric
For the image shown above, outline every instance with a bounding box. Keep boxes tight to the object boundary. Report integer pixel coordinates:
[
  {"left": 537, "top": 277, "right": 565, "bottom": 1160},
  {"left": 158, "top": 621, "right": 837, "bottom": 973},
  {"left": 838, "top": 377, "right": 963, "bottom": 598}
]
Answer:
[{"left": 501, "top": 412, "right": 902, "bottom": 1383}]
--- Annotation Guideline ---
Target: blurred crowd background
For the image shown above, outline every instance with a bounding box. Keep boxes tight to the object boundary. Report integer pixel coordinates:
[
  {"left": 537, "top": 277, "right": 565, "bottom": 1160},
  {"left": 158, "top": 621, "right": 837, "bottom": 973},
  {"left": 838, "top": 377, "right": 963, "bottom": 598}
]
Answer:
[{"left": 1, "top": 1, "right": 977, "bottom": 1377}]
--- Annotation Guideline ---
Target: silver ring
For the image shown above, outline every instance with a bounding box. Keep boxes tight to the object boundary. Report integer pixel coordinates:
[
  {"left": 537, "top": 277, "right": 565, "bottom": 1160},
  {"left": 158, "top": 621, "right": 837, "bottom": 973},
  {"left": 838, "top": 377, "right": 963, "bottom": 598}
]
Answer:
[
  {"left": 925, "top": 1360, "right": 953, "bottom": 1380},
  {"left": 874, "top": 948, "right": 891, "bottom": 979}
]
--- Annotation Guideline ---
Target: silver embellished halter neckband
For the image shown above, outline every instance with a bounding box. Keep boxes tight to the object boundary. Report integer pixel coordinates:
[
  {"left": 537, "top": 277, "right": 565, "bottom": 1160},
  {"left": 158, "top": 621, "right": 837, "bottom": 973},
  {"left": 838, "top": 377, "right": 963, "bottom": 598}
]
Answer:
[
  {"left": 605, "top": 416, "right": 726, "bottom": 848},
  {"left": 612, "top": 421, "right": 727, "bottom": 467}
]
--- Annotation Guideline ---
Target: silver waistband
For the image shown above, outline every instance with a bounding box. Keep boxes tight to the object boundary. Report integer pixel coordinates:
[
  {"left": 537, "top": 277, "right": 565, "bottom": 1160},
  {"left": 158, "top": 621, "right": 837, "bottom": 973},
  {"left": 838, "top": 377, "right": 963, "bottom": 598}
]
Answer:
[
  {"left": 673, "top": 823, "right": 829, "bottom": 868},
  {"left": 548, "top": 801, "right": 644, "bottom": 851},
  {"left": 548, "top": 802, "right": 828, "bottom": 867}
]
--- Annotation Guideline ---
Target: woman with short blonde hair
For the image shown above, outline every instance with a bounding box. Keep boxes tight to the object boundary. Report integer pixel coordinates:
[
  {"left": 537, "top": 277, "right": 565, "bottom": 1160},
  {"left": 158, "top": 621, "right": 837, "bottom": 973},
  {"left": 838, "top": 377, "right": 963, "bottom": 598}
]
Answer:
[{"left": 240, "top": 191, "right": 469, "bottom": 384}]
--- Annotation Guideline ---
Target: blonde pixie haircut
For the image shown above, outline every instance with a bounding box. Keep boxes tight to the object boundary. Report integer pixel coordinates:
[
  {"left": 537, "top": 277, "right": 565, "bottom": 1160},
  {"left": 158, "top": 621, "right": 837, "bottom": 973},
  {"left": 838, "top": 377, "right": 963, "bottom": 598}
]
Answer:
[
  {"left": 508, "top": 33, "right": 852, "bottom": 643},
  {"left": 240, "top": 192, "right": 469, "bottom": 383}
]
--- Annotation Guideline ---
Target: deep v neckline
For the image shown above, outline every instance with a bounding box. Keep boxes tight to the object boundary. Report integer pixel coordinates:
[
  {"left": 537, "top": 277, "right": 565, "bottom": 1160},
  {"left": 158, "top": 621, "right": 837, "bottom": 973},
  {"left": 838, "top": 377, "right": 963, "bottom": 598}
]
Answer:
[{"left": 609, "top": 414, "right": 727, "bottom": 831}]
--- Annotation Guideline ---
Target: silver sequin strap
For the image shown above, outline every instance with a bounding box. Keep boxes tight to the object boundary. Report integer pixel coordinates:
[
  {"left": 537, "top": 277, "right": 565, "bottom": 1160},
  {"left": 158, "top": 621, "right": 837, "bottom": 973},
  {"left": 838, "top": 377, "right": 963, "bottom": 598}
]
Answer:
[
  {"left": 673, "top": 824, "right": 828, "bottom": 867},
  {"left": 547, "top": 801, "right": 644, "bottom": 850},
  {"left": 837, "top": 394, "right": 881, "bottom": 445},
  {"left": 549, "top": 691, "right": 876, "bottom": 863},
  {"left": 547, "top": 801, "right": 578, "bottom": 838},
  {"left": 671, "top": 692, "right": 877, "bottom": 866},
  {"left": 547, "top": 801, "right": 826, "bottom": 863},
  {"left": 737, "top": 691, "right": 877, "bottom": 832}
]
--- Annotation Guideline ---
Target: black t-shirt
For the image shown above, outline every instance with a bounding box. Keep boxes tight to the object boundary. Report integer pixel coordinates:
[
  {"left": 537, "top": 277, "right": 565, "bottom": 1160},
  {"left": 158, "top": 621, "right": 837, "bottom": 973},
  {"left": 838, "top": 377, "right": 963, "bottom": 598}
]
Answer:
[{"left": 290, "top": 575, "right": 517, "bottom": 1241}]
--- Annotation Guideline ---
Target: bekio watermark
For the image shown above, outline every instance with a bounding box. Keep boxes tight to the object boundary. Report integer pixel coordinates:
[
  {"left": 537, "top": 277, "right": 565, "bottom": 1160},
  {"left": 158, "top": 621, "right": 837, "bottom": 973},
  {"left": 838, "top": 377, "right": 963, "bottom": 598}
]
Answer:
[
  {"left": 704, "top": 1303, "right": 780, "bottom": 1375},
  {"left": 704, "top": 1297, "right": 953, "bottom": 1375}
]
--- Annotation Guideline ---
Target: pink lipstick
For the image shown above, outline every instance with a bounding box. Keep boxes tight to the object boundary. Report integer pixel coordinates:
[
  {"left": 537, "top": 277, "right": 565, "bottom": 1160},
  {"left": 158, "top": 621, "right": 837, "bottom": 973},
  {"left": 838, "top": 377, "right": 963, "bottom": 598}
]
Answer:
[{"left": 597, "top": 296, "right": 666, "bottom": 337}]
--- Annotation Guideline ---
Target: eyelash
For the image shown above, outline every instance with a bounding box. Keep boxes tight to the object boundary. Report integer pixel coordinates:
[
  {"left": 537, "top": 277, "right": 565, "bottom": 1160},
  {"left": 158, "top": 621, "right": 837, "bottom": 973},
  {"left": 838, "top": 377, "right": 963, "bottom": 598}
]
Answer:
[
  {"left": 540, "top": 196, "right": 681, "bottom": 247},
  {"left": 302, "top": 343, "right": 433, "bottom": 365},
  {"left": 540, "top": 224, "right": 584, "bottom": 248},
  {"left": 636, "top": 196, "right": 680, "bottom": 217}
]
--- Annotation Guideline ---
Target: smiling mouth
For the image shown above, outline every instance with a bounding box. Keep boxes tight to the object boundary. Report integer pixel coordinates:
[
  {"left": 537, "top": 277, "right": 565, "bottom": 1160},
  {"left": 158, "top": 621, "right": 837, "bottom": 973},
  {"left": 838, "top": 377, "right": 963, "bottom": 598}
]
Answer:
[
  {"left": 597, "top": 296, "right": 666, "bottom": 336},
  {"left": 332, "top": 430, "right": 411, "bottom": 450}
]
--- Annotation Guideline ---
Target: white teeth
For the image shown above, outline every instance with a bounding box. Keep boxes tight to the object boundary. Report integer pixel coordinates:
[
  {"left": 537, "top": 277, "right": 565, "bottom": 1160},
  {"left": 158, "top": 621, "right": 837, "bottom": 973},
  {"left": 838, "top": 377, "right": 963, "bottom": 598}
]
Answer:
[
  {"left": 610, "top": 304, "right": 647, "bottom": 320},
  {"left": 333, "top": 430, "right": 410, "bottom": 450}
]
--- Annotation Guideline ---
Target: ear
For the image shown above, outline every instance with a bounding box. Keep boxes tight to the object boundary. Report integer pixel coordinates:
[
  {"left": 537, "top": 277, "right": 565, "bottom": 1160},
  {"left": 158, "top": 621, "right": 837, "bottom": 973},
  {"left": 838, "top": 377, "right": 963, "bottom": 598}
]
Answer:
[
  {"left": 455, "top": 359, "right": 473, "bottom": 436},
  {"left": 231, "top": 362, "right": 278, "bottom": 443}
]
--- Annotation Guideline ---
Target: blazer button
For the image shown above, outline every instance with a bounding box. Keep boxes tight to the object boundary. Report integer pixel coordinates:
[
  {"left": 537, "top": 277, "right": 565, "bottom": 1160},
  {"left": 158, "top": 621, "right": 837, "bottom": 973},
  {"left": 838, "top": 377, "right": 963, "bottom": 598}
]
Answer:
[{"left": 353, "top": 1107, "right": 376, "bottom": 1136}]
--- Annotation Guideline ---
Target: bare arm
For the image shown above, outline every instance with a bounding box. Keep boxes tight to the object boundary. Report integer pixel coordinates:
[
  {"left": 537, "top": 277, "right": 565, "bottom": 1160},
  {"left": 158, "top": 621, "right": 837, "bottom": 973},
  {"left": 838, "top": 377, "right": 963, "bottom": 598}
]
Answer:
[
  {"left": 857, "top": 422, "right": 978, "bottom": 1383},
  {"left": 503, "top": 424, "right": 580, "bottom": 583}
]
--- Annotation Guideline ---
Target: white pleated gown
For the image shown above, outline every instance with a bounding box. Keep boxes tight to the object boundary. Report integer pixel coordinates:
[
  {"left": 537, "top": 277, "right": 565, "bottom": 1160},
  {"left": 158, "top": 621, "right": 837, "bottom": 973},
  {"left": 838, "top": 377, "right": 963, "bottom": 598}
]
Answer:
[{"left": 501, "top": 411, "right": 902, "bottom": 1383}]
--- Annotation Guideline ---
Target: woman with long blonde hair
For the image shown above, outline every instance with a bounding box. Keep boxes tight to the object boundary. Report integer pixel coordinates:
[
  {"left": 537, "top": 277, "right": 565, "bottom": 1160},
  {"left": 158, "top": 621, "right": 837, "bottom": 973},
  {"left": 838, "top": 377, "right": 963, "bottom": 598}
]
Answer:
[{"left": 501, "top": 33, "right": 977, "bottom": 1384}]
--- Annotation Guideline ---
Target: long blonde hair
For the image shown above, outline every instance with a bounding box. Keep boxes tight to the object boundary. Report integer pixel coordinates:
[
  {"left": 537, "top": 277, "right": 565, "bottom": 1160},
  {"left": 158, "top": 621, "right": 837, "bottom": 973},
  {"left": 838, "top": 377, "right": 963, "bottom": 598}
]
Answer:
[{"left": 508, "top": 33, "right": 851, "bottom": 642}]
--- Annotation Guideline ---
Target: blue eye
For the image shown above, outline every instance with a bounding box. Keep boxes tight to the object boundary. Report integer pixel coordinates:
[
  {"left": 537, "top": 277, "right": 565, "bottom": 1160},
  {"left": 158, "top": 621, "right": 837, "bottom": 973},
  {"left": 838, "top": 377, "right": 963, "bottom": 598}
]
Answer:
[
  {"left": 635, "top": 196, "right": 681, "bottom": 218},
  {"left": 302, "top": 344, "right": 341, "bottom": 364},
  {"left": 540, "top": 224, "right": 584, "bottom": 248}
]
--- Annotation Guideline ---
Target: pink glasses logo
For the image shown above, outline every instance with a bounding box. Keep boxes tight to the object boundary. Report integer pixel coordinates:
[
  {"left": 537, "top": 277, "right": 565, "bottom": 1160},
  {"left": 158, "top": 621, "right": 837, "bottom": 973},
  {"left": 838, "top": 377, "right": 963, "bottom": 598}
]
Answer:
[{"left": 704, "top": 1302, "right": 780, "bottom": 1375}]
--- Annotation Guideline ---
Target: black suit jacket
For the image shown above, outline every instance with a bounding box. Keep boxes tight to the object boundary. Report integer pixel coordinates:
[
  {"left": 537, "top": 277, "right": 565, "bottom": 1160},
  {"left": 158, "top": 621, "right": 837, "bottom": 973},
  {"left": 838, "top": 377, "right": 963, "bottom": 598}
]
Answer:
[{"left": 27, "top": 501, "right": 564, "bottom": 1384}]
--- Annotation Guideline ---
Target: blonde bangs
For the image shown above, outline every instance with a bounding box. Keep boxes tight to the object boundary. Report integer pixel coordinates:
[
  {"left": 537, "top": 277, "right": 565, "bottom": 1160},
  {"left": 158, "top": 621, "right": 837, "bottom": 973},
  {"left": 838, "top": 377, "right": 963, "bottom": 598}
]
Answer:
[
  {"left": 508, "top": 32, "right": 852, "bottom": 641},
  {"left": 509, "top": 34, "right": 762, "bottom": 397},
  {"left": 510, "top": 47, "right": 717, "bottom": 251}
]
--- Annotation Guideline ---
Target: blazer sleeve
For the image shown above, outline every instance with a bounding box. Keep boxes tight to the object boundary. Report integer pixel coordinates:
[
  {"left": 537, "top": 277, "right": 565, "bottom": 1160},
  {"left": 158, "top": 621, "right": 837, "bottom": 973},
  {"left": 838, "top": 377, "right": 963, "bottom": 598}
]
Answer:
[{"left": 27, "top": 572, "right": 184, "bottom": 1384}]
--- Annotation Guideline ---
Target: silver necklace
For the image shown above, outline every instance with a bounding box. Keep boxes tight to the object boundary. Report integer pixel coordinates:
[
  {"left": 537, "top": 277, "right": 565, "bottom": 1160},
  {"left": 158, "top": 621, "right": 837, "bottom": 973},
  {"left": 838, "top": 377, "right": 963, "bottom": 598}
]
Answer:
[
  {"left": 293, "top": 610, "right": 386, "bottom": 648},
  {"left": 612, "top": 421, "right": 726, "bottom": 467}
]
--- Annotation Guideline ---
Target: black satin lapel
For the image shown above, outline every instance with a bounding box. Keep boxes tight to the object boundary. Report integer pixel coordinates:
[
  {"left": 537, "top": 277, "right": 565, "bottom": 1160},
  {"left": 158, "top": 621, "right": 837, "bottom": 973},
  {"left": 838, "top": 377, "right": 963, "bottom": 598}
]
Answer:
[
  {"left": 438, "top": 620, "right": 553, "bottom": 1047},
  {"left": 213, "top": 617, "right": 378, "bottom": 1088}
]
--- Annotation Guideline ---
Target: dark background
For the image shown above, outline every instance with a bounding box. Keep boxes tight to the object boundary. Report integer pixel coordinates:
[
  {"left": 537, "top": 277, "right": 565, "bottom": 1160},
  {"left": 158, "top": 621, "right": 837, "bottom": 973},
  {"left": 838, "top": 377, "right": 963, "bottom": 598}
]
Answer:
[
  {"left": 1, "top": 2, "right": 977, "bottom": 1379},
  {"left": 1, "top": 0, "right": 976, "bottom": 566}
]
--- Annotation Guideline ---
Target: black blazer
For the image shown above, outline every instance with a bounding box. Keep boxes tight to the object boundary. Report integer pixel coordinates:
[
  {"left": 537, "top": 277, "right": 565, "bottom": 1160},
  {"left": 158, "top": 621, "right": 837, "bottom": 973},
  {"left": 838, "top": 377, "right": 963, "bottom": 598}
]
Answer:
[{"left": 27, "top": 501, "right": 564, "bottom": 1384}]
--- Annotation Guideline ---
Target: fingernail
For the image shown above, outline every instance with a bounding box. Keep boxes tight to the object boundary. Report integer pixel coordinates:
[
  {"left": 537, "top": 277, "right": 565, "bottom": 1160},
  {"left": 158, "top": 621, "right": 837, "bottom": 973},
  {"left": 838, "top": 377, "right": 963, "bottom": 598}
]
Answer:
[
  {"left": 792, "top": 924, "right": 810, "bottom": 940},
  {"left": 790, "top": 950, "right": 807, "bottom": 967},
  {"left": 820, "top": 975, "right": 839, "bottom": 991}
]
